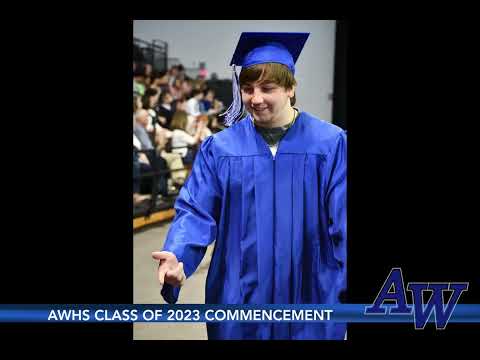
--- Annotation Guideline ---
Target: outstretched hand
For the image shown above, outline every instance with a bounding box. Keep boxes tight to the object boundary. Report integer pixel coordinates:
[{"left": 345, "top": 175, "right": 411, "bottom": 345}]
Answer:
[{"left": 152, "top": 251, "right": 186, "bottom": 287}]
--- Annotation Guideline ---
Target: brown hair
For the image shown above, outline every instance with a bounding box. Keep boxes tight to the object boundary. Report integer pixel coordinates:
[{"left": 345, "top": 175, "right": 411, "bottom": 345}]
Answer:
[
  {"left": 170, "top": 110, "right": 189, "bottom": 130},
  {"left": 239, "top": 63, "right": 297, "bottom": 105}
]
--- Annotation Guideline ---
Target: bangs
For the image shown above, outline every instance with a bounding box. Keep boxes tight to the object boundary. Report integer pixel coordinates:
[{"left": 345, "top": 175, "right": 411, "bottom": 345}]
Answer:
[{"left": 239, "top": 63, "right": 296, "bottom": 89}]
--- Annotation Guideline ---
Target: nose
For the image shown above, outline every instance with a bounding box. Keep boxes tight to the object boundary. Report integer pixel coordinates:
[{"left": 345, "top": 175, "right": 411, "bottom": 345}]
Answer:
[{"left": 251, "top": 89, "right": 264, "bottom": 105}]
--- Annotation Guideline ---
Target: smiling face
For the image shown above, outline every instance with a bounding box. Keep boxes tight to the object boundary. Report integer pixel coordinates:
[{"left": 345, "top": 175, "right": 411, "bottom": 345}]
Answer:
[
  {"left": 241, "top": 80, "right": 294, "bottom": 126},
  {"left": 240, "top": 63, "right": 296, "bottom": 128}
]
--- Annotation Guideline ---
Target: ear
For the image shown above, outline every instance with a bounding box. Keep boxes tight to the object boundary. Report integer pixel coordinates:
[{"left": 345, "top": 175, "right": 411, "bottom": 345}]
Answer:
[{"left": 287, "top": 85, "right": 296, "bottom": 98}]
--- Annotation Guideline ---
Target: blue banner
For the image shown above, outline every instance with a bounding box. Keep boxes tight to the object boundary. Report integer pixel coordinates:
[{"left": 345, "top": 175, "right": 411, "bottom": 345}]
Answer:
[{"left": 0, "top": 304, "right": 479, "bottom": 323}]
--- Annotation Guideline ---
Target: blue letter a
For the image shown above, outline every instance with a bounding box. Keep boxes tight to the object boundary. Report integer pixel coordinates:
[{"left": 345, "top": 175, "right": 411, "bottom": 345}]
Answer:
[
  {"left": 365, "top": 268, "right": 412, "bottom": 314},
  {"left": 407, "top": 282, "right": 468, "bottom": 329}
]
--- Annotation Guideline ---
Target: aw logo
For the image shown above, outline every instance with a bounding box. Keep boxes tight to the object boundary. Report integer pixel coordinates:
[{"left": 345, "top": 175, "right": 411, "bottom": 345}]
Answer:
[{"left": 365, "top": 268, "right": 468, "bottom": 329}]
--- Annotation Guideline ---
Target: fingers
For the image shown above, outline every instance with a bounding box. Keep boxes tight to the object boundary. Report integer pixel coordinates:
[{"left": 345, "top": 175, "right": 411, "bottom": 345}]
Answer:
[
  {"left": 152, "top": 251, "right": 178, "bottom": 264},
  {"left": 165, "top": 262, "right": 186, "bottom": 287},
  {"left": 178, "top": 262, "right": 186, "bottom": 286},
  {"left": 152, "top": 251, "right": 170, "bottom": 261},
  {"left": 158, "top": 263, "right": 168, "bottom": 285},
  {"left": 174, "top": 262, "right": 185, "bottom": 284},
  {"left": 153, "top": 251, "right": 183, "bottom": 287}
]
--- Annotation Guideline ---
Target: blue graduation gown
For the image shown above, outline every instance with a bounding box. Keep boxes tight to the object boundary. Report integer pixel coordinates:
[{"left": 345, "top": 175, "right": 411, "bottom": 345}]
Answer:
[{"left": 161, "top": 112, "right": 347, "bottom": 340}]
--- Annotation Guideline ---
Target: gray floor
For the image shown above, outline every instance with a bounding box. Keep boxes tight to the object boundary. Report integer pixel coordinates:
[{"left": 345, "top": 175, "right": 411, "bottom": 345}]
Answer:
[{"left": 133, "top": 221, "right": 214, "bottom": 340}]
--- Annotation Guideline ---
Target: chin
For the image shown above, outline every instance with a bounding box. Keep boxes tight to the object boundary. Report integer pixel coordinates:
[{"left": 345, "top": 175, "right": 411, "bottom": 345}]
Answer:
[
  {"left": 251, "top": 111, "right": 272, "bottom": 122},
  {"left": 253, "top": 116, "right": 273, "bottom": 125}
]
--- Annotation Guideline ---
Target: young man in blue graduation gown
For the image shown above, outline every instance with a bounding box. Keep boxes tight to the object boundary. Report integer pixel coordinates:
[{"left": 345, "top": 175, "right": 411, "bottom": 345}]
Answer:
[{"left": 152, "top": 32, "right": 347, "bottom": 340}]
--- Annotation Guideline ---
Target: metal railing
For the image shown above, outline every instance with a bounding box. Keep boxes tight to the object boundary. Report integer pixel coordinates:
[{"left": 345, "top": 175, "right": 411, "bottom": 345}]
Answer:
[{"left": 134, "top": 37, "right": 168, "bottom": 72}]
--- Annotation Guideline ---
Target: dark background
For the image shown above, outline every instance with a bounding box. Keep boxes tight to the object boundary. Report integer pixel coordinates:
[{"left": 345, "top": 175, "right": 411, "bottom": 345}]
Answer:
[{"left": 0, "top": 18, "right": 478, "bottom": 349}]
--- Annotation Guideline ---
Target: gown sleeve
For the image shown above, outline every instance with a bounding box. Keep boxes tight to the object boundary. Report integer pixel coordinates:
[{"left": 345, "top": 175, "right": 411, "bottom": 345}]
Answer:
[
  {"left": 160, "top": 136, "right": 222, "bottom": 303},
  {"left": 325, "top": 130, "right": 347, "bottom": 297}
]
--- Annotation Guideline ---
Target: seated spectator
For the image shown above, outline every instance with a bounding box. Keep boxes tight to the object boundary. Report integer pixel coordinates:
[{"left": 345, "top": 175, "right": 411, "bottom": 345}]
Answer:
[
  {"left": 134, "top": 94, "right": 143, "bottom": 113},
  {"left": 176, "top": 64, "right": 186, "bottom": 82},
  {"left": 168, "top": 64, "right": 180, "bottom": 85},
  {"left": 134, "top": 109, "right": 169, "bottom": 196},
  {"left": 151, "top": 70, "right": 170, "bottom": 93},
  {"left": 142, "top": 88, "right": 168, "bottom": 129},
  {"left": 170, "top": 110, "right": 206, "bottom": 165},
  {"left": 135, "top": 108, "right": 172, "bottom": 153},
  {"left": 133, "top": 65, "right": 146, "bottom": 97},
  {"left": 185, "top": 89, "right": 206, "bottom": 135},
  {"left": 170, "top": 78, "right": 184, "bottom": 100},
  {"left": 133, "top": 147, "right": 152, "bottom": 205},
  {"left": 200, "top": 88, "right": 224, "bottom": 116},
  {"left": 172, "top": 94, "right": 184, "bottom": 112},
  {"left": 154, "top": 130, "right": 187, "bottom": 188},
  {"left": 195, "top": 115, "right": 213, "bottom": 141},
  {"left": 181, "top": 79, "right": 193, "bottom": 99},
  {"left": 186, "top": 89, "right": 204, "bottom": 118},
  {"left": 155, "top": 91, "right": 174, "bottom": 129},
  {"left": 200, "top": 88, "right": 213, "bottom": 113},
  {"left": 133, "top": 110, "right": 151, "bottom": 205},
  {"left": 134, "top": 109, "right": 154, "bottom": 151},
  {"left": 174, "top": 97, "right": 197, "bottom": 136}
]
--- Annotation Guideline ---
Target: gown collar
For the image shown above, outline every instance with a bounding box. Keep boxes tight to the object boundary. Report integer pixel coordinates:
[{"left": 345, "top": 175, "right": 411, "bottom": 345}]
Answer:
[{"left": 247, "top": 111, "right": 304, "bottom": 156}]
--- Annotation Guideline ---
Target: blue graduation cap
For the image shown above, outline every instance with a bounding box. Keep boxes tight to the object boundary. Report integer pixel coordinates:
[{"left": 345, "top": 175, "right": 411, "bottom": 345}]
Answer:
[
  {"left": 221, "top": 32, "right": 310, "bottom": 126},
  {"left": 230, "top": 32, "right": 310, "bottom": 75}
]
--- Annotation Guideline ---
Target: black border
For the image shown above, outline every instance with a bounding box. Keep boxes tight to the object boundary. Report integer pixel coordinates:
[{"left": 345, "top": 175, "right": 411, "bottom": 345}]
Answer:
[{"left": 1, "top": 18, "right": 478, "bottom": 347}]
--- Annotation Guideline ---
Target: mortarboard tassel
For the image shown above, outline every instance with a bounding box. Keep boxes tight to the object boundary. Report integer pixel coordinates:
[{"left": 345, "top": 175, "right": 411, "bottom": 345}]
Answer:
[{"left": 220, "top": 65, "right": 245, "bottom": 126}]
